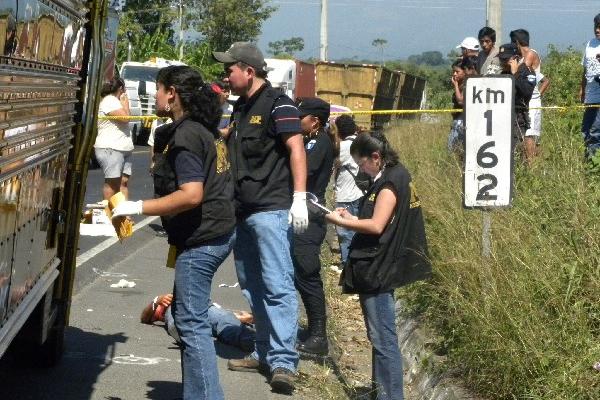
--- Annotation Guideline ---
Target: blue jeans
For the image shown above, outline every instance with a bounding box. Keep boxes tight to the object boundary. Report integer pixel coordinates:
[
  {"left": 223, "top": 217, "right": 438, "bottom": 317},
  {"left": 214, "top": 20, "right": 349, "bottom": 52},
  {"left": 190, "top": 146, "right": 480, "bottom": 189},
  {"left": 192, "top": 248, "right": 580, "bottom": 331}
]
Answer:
[
  {"left": 234, "top": 209, "right": 299, "bottom": 372},
  {"left": 447, "top": 118, "right": 465, "bottom": 153},
  {"left": 581, "top": 106, "right": 600, "bottom": 159},
  {"left": 164, "top": 304, "right": 255, "bottom": 352},
  {"left": 208, "top": 304, "right": 256, "bottom": 352},
  {"left": 335, "top": 199, "right": 361, "bottom": 264},
  {"left": 172, "top": 232, "right": 235, "bottom": 400},
  {"left": 359, "top": 291, "right": 404, "bottom": 400}
]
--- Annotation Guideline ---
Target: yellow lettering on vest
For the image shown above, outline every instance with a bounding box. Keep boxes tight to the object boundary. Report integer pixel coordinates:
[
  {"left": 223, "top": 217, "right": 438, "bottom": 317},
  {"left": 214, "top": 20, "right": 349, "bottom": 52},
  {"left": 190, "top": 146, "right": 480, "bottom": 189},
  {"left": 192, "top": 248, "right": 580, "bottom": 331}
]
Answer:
[
  {"left": 215, "top": 139, "right": 230, "bottom": 173},
  {"left": 249, "top": 115, "right": 262, "bottom": 124},
  {"left": 368, "top": 193, "right": 376, "bottom": 202}
]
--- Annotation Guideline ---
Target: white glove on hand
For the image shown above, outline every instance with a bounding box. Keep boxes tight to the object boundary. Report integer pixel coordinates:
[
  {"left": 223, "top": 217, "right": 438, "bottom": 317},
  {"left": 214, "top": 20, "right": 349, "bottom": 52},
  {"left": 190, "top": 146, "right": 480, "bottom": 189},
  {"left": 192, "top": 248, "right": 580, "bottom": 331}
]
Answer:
[
  {"left": 111, "top": 200, "right": 144, "bottom": 219},
  {"left": 289, "top": 192, "right": 309, "bottom": 234}
]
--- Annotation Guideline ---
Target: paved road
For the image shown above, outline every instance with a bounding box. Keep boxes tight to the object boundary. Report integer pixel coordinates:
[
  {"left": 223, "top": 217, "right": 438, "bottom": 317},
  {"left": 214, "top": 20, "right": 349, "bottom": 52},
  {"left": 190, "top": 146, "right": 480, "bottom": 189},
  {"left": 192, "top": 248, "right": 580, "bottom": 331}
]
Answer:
[{"left": 0, "top": 145, "right": 305, "bottom": 399}]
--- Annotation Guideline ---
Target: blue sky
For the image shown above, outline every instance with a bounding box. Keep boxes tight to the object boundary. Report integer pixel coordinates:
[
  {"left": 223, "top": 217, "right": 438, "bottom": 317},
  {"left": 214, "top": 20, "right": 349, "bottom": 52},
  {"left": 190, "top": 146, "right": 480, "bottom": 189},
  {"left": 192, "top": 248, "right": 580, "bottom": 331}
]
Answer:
[{"left": 257, "top": 0, "right": 600, "bottom": 61}]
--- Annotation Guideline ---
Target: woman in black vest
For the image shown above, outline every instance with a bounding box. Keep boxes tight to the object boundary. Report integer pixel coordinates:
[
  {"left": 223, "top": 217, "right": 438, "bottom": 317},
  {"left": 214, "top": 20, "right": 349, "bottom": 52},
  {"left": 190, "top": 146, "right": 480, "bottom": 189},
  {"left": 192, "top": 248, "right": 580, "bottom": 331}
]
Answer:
[
  {"left": 325, "top": 131, "right": 431, "bottom": 400},
  {"left": 111, "top": 66, "right": 235, "bottom": 400}
]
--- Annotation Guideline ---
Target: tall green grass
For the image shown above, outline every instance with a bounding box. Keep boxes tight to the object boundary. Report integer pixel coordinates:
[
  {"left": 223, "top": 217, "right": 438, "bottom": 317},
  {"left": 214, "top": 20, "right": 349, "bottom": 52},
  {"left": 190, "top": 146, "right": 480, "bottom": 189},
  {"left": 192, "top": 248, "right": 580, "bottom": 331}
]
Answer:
[{"left": 388, "top": 112, "right": 600, "bottom": 399}]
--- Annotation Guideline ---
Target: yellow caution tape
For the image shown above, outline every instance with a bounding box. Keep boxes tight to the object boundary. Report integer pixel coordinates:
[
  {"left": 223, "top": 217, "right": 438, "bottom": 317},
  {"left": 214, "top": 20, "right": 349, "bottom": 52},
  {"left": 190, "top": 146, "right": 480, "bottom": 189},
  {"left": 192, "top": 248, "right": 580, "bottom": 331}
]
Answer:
[{"left": 98, "top": 104, "right": 600, "bottom": 121}]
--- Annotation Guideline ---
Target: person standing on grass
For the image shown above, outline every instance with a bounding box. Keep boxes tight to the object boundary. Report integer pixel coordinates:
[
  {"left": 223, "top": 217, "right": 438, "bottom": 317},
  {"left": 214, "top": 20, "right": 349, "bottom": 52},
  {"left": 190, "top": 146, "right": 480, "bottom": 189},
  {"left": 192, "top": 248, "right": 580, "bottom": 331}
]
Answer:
[
  {"left": 293, "top": 97, "right": 335, "bottom": 357},
  {"left": 448, "top": 57, "right": 478, "bottom": 154},
  {"left": 333, "top": 115, "right": 365, "bottom": 265},
  {"left": 110, "top": 65, "right": 236, "bottom": 400},
  {"left": 497, "top": 43, "right": 536, "bottom": 155},
  {"left": 95, "top": 77, "right": 133, "bottom": 200},
  {"left": 456, "top": 36, "right": 480, "bottom": 61},
  {"left": 579, "top": 13, "right": 600, "bottom": 161},
  {"left": 477, "top": 26, "right": 501, "bottom": 75},
  {"left": 213, "top": 42, "right": 307, "bottom": 394},
  {"left": 325, "top": 131, "right": 431, "bottom": 400},
  {"left": 510, "top": 29, "right": 550, "bottom": 163}
]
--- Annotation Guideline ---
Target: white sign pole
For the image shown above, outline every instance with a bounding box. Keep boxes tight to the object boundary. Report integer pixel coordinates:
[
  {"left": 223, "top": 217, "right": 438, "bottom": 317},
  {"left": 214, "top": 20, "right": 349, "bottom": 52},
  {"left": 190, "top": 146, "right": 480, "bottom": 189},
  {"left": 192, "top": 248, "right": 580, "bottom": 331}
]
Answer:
[{"left": 464, "top": 76, "right": 515, "bottom": 257}]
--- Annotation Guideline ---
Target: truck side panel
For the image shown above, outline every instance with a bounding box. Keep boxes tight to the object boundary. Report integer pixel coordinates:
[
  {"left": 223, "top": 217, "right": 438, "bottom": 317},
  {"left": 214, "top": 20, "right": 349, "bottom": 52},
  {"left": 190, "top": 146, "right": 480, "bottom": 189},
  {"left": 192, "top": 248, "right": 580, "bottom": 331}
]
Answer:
[
  {"left": 315, "top": 62, "right": 379, "bottom": 127},
  {"left": 0, "top": 0, "right": 88, "bottom": 355},
  {"left": 294, "top": 60, "right": 315, "bottom": 99}
]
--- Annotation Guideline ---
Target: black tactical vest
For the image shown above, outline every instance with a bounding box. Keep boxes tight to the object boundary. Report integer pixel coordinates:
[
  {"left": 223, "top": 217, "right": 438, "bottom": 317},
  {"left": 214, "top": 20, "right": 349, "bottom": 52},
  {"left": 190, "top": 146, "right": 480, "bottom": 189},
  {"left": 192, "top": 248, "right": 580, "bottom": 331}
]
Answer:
[{"left": 229, "top": 85, "right": 288, "bottom": 182}]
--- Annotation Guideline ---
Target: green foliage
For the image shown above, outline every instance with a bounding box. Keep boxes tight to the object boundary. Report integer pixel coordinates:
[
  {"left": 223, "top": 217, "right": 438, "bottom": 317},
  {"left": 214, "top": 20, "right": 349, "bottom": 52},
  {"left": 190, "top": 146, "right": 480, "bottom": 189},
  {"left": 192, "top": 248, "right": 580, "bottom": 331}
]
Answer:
[
  {"left": 407, "top": 51, "right": 447, "bottom": 67},
  {"left": 372, "top": 38, "right": 388, "bottom": 48},
  {"left": 268, "top": 37, "right": 305, "bottom": 57},
  {"left": 542, "top": 45, "right": 583, "bottom": 107},
  {"left": 117, "top": 28, "right": 178, "bottom": 65},
  {"left": 388, "top": 114, "right": 599, "bottom": 398},
  {"left": 114, "top": 0, "right": 276, "bottom": 81},
  {"left": 188, "top": 0, "right": 277, "bottom": 51},
  {"left": 387, "top": 60, "right": 452, "bottom": 110}
]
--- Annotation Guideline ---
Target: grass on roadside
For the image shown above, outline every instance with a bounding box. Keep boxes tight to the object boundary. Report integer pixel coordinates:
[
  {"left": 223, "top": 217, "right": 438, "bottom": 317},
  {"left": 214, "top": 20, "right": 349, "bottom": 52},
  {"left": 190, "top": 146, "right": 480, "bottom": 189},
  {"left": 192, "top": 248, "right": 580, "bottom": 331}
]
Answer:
[{"left": 388, "top": 112, "right": 600, "bottom": 399}]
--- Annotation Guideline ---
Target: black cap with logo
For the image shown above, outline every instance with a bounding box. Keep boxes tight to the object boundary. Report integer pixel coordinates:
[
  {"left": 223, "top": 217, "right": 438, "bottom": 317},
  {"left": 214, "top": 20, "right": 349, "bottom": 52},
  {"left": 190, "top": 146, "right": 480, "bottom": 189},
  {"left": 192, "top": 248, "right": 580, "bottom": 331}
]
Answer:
[
  {"left": 297, "top": 97, "right": 331, "bottom": 126},
  {"left": 212, "top": 42, "right": 267, "bottom": 72},
  {"left": 497, "top": 43, "right": 519, "bottom": 60}
]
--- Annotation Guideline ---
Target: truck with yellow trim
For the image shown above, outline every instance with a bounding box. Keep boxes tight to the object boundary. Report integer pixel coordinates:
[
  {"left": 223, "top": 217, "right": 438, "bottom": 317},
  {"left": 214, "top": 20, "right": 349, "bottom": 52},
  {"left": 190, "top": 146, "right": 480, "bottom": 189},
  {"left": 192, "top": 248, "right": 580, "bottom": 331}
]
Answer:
[{"left": 0, "top": 0, "right": 112, "bottom": 365}]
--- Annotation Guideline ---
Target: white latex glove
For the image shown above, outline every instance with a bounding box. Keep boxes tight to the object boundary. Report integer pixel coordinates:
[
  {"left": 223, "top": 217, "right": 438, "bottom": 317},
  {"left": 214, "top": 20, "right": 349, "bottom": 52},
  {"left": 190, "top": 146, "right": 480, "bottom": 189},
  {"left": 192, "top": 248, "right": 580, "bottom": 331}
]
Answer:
[
  {"left": 111, "top": 200, "right": 144, "bottom": 219},
  {"left": 289, "top": 192, "right": 309, "bottom": 234}
]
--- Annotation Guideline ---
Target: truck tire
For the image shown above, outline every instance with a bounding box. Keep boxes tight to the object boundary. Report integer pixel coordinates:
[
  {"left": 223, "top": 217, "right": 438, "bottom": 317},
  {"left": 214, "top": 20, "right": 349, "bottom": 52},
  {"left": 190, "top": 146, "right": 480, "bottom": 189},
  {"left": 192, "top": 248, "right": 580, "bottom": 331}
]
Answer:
[{"left": 37, "top": 324, "right": 65, "bottom": 367}]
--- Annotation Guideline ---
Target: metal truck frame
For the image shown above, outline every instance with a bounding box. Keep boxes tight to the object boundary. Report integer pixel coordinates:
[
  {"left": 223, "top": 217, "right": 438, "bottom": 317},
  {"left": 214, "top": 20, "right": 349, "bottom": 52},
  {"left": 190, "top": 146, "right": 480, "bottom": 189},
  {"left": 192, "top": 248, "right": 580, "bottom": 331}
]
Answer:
[{"left": 0, "top": 0, "right": 108, "bottom": 365}]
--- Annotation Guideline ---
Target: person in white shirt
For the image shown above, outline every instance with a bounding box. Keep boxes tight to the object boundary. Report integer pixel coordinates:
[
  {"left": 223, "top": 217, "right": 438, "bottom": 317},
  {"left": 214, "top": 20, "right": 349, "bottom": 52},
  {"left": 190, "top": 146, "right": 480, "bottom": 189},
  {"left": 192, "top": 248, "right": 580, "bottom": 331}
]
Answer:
[
  {"left": 333, "top": 115, "right": 365, "bottom": 264},
  {"left": 510, "top": 29, "right": 550, "bottom": 164},
  {"left": 580, "top": 13, "right": 600, "bottom": 160},
  {"left": 95, "top": 78, "right": 133, "bottom": 200}
]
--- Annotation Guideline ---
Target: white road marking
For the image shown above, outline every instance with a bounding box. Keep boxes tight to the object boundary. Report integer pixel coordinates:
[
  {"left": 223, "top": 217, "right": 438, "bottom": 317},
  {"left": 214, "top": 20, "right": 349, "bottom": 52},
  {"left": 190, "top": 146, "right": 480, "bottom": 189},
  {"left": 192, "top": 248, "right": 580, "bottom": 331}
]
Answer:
[
  {"left": 76, "top": 216, "right": 159, "bottom": 267},
  {"left": 112, "top": 355, "right": 171, "bottom": 365}
]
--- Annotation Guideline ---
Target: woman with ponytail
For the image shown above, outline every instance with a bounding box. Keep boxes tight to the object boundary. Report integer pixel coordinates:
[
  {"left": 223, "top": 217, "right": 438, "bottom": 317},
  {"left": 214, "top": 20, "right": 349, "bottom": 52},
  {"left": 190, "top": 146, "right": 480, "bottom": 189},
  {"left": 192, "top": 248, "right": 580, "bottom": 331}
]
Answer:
[
  {"left": 325, "top": 131, "right": 431, "bottom": 400},
  {"left": 110, "top": 65, "right": 235, "bottom": 400}
]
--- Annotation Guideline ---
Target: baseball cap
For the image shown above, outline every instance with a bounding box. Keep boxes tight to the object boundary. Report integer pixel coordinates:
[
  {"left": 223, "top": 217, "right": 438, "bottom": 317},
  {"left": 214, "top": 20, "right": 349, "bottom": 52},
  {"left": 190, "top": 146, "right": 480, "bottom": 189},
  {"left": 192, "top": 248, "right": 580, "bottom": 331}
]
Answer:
[
  {"left": 456, "top": 37, "right": 480, "bottom": 51},
  {"left": 297, "top": 97, "right": 331, "bottom": 125},
  {"left": 212, "top": 42, "right": 267, "bottom": 72},
  {"left": 497, "top": 43, "right": 519, "bottom": 60}
]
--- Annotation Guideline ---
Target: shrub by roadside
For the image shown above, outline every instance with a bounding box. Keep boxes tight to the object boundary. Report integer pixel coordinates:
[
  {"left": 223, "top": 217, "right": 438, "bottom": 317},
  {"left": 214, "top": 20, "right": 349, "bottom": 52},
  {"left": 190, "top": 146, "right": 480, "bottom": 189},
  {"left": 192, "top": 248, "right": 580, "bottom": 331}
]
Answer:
[{"left": 388, "top": 115, "right": 599, "bottom": 399}]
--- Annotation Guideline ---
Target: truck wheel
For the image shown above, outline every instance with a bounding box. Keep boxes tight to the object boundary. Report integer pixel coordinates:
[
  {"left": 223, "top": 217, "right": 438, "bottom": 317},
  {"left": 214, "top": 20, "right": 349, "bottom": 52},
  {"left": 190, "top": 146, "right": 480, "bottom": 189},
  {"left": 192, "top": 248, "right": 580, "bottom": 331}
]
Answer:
[{"left": 37, "top": 325, "right": 65, "bottom": 367}]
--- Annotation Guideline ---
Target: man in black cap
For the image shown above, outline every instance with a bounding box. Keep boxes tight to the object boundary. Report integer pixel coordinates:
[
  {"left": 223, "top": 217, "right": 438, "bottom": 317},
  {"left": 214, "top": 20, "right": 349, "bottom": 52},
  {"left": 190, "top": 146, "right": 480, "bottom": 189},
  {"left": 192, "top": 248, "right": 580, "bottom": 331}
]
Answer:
[
  {"left": 497, "top": 43, "right": 536, "bottom": 150},
  {"left": 293, "top": 97, "right": 335, "bottom": 356},
  {"left": 213, "top": 41, "right": 307, "bottom": 394},
  {"left": 579, "top": 13, "right": 600, "bottom": 161}
]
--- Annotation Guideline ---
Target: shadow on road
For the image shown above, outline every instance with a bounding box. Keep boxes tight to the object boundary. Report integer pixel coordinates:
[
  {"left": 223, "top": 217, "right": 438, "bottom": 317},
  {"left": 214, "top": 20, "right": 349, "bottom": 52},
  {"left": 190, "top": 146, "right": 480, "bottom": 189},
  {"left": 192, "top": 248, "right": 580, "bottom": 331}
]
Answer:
[
  {"left": 0, "top": 327, "right": 127, "bottom": 400},
  {"left": 146, "top": 380, "right": 182, "bottom": 400}
]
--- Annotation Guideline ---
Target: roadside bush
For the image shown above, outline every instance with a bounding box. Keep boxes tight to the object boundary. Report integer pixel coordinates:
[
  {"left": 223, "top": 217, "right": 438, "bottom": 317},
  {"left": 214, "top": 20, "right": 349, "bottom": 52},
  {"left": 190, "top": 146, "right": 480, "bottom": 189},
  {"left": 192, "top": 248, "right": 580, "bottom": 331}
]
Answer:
[
  {"left": 389, "top": 114, "right": 599, "bottom": 399},
  {"left": 387, "top": 47, "right": 599, "bottom": 399}
]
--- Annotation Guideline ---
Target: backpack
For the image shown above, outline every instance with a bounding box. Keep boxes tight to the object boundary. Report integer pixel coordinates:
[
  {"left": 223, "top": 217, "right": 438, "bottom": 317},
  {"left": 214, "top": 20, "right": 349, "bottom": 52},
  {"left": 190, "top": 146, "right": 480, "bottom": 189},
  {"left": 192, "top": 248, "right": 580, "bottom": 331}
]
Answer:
[{"left": 341, "top": 135, "right": 372, "bottom": 194}]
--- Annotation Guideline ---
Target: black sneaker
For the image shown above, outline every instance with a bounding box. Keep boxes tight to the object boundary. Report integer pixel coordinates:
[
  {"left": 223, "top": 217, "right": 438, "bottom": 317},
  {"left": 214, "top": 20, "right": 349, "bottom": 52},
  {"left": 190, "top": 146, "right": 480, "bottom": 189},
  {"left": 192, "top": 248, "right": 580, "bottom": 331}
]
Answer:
[{"left": 270, "top": 367, "right": 295, "bottom": 394}]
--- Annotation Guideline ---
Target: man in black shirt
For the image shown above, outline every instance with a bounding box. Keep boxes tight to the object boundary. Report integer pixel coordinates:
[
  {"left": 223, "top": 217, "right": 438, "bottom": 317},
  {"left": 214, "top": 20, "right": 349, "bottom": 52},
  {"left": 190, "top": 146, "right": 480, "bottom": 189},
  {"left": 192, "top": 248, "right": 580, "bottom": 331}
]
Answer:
[
  {"left": 294, "top": 98, "right": 335, "bottom": 356},
  {"left": 497, "top": 43, "right": 536, "bottom": 147},
  {"left": 213, "top": 42, "right": 307, "bottom": 394}
]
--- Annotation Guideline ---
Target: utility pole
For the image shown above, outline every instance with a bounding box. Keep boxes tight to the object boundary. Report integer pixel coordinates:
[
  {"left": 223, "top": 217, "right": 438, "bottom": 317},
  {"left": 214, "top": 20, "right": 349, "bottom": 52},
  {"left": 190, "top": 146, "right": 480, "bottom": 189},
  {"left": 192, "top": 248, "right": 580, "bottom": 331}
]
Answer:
[
  {"left": 179, "top": 0, "right": 184, "bottom": 61},
  {"left": 320, "top": 0, "right": 328, "bottom": 61},
  {"left": 486, "top": 0, "right": 502, "bottom": 44}
]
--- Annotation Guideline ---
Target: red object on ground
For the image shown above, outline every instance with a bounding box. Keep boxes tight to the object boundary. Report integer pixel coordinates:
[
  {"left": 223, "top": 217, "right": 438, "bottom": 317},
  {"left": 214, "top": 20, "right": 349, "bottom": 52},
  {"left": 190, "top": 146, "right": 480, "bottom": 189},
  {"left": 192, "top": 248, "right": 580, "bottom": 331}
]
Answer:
[{"left": 153, "top": 304, "right": 166, "bottom": 322}]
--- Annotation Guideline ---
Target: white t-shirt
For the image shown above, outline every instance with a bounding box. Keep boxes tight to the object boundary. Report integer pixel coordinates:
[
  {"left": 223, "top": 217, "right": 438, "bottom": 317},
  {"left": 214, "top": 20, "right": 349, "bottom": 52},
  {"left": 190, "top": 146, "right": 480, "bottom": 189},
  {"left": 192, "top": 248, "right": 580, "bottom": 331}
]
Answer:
[
  {"left": 95, "top": 95, "right": 134, "bottom": 151},
  {"left": 334, "top": 136, "right": 364, "bottom": 203},
  {"left": 582, "top": 39, "right": 600, "bottom": 104}
]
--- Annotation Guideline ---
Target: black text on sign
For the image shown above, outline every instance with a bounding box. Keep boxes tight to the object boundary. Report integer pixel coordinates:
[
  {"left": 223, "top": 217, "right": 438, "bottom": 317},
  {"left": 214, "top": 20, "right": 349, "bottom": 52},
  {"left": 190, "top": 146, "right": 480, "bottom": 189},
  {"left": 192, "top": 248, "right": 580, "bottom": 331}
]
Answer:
[{"left": 464, "top": 76, "right": 514, "bottom": 208}]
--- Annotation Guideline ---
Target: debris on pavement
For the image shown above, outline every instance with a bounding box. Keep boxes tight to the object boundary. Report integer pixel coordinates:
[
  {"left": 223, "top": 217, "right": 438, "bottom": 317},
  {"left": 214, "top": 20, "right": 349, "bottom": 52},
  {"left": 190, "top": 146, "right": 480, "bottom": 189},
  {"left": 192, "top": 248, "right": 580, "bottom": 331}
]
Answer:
[
  {"left": 218, "top": 282, "right": 239, "bottom": 288},
  {"left": 110, "top": 279, "right": 136, "bottom": 288}
]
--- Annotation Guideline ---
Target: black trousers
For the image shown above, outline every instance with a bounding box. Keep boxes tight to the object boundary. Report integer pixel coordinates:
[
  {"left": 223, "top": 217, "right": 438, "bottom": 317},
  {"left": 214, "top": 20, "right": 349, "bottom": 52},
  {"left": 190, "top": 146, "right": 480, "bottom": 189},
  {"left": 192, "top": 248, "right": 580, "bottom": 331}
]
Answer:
[{"left": 292, "top": 218, "right": 327, "bottom": 322}]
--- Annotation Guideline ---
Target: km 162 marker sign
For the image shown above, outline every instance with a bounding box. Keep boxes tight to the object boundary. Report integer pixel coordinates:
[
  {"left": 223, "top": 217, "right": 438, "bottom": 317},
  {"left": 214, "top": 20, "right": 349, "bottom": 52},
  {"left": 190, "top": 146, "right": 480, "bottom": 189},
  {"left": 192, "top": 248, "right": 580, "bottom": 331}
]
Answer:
[{"left": 464, "top": 76, "right": 515, "bottom": 208}]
